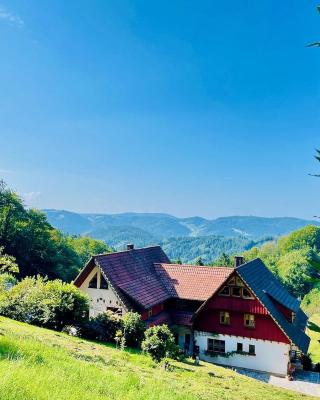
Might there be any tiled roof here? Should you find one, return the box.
[154,263,233,301]
[144,311,171,327]
[236,259,310,354]
[94,246,171,309]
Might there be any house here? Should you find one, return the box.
[73,244,310,376]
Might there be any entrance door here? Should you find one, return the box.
[184,333,191,351]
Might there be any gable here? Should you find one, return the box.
[236,259,310,354]
[193,270,290,344]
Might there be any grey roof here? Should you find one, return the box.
[236,258,310,354]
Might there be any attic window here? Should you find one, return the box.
[242,288,254,299]
[235,277,244,287]
[231,287,241,297]
[100,274,108,290]
[228,277,236,285]
[219,286,230,296]
[88,273,98,289]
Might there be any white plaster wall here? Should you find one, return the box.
[195,331,290,376]
[176,326,191,349]
[79,266,125,318]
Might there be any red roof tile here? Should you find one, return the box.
[154,263,233,301]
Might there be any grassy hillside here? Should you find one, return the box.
[307,314,320,363]
[0,317,315,400]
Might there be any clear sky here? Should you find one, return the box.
[0,1,320,219]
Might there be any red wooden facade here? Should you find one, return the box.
[193,272,290,344]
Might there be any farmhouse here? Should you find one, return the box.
[74,244,310,376]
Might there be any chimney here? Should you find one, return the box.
[234,256,244,268]
[127,244,134,250]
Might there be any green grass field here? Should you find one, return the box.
[307,314,320,364]
[0,317,316,400]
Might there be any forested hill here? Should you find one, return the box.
[44,209,319,241]
[43,210,320,263]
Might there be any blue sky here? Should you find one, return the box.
[0,1,320,219]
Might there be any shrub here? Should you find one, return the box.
[0,276,89,330]
[0,273,17,292]
[121,312,146,348]
[301,353,313,371]
[79,311,122,342]
[141,324,180,362]
[301,287,320,316]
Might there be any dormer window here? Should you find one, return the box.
[88,273,98,288]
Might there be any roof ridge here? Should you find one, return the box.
[156,263,232,270]
[94,245,162,258]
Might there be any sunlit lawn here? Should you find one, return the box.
[0,317,316,400]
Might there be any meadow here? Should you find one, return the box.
[0,317,316,400]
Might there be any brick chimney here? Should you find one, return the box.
[234,256,245,268]
[127,244,134,250]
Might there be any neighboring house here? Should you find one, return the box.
[74,244,310,376]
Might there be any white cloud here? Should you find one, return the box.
[22,191,41,205]
[0,5,24,28]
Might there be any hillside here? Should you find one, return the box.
[44,210,320,262]
[0,317,314,400]
[45,210,320,240]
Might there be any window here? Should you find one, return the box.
[249,344,255,355]
[244,314,255,328]
[219,286,230,296]
[236,277,244,286]
[213,339,225,353]
[231,287,241,297]
[228,277,235,285]
[100,274,108,289]
[237,343,243,352]
[148,308,152,317]
[88,273,98,288]
[219,311,230,325]
[207,339,225,354]
[242,287,253,299]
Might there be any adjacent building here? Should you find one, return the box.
[74,244,310,376]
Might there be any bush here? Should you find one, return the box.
[79,311,122,342]
[0,273,17,292]
[301,287,320,316]
[0,276,89,330]
[301,353,313,371]
[141,324,180,362]
[121,312,146,348]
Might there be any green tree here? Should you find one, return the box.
[141,325,180,362]
[0,276,89,330]
[0,247,19,274]
[195,256,204,266]
[211,252,233,267]
[120,312,146,348]
[0,181,112,281]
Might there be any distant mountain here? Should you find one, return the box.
[44,210,320,239]
[43,209,320,263]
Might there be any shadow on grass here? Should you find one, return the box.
[308,321,320,333]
